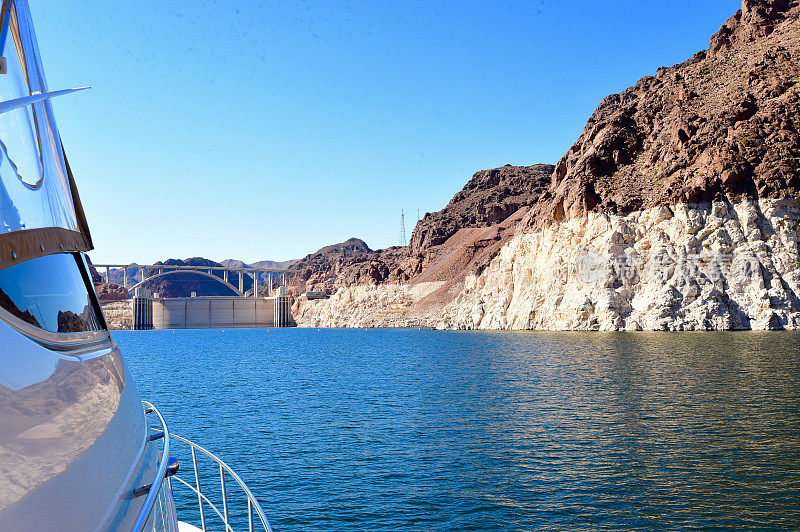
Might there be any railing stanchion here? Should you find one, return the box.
[134,402,171,532]
[192,446,206,532]
[220,464,230,528]
[169,431,272,531]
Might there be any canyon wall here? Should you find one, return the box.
[440,199,800,331]
[435,0,800,331]
[293,282,445,328]
[295,199,800,331]
[99,301,132,331]
[290,0,800,331]
[285,165,554,294]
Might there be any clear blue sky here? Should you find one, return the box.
[32,0,738,264]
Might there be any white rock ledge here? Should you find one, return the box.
[293,282,445,328]
[438,199,800,331]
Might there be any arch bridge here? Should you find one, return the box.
[92,263,287,298]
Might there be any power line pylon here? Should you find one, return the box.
[399,210,407,247]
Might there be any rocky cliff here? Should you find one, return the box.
[408,164,554,274]
[94,283,128,301]
[441,199,800,330]
[86,257,129,303]
[290,165,554,326]
[525,0,800,228]
[287,238,384,292]
[288,164,554,294]
[439,0,800,331]
[295,0,800,331]
[99,301,132,330]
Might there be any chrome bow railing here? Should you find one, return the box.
[137,401,273,532]
[169,432,273,532]
[134,401,173,532]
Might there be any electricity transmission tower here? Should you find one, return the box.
[399,210,407,247]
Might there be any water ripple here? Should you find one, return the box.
[116,329,800,531]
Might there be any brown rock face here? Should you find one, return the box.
[93,282,129,301]
[0,287,40,327]
[525,0,800,229]
[286,164,555,294]
[287,238,381,292]
[411,164,554,252]
[56,310,87,333]
[85,256,102,284]
[404,164,553,279]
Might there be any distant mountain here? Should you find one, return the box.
[89,261,141,286]
[219,259,248,269]
[220,258,297,270]
[251,259,297,270]
[220,258,298,292]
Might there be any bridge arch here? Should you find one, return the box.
[127,269,246,296]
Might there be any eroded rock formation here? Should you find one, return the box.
[294,0,800,331]
[524,0,800,228]
[290,165,555,326]
[94,283,128,301]
[440,199,800,330]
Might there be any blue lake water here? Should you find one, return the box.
[115,328,800,530]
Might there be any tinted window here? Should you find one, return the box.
[0,253,104,333]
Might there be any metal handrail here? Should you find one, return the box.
[133,401,171,532]
[134,402,272,532]
[171,475,233,532]
[169,432,273,532]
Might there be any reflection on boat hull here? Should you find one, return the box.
[0,316,158,530]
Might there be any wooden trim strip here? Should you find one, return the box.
[0,226,90,270]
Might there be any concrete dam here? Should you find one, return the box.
[94,262,295,330]
[132,287,293,330]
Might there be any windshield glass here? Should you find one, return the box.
[0,252,104,332]
[0,0,79,234]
